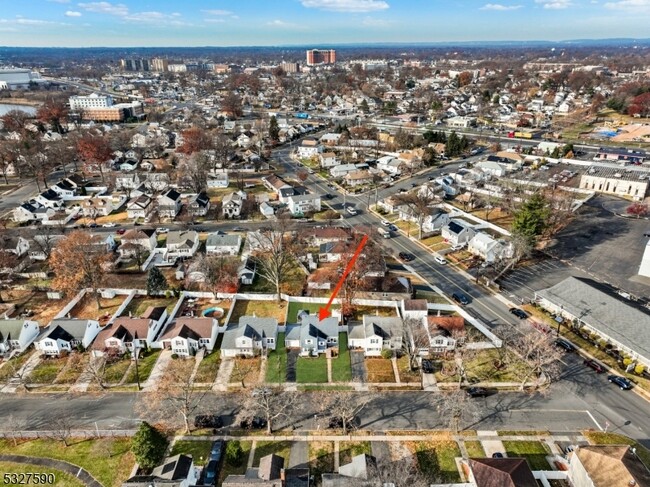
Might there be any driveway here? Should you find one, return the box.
[371,441,390,462]
[350,351,367,382]
[141,349,172,391]
[288,441,308,469]
[286,350,298,382]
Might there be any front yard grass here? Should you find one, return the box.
[54,353,89,384]
[103,357,131,384]
[265,334,287,383]
[124,350,161,384]
[406,437,462,483]
[502,440,551,470]
[27,356,68,384]
[0,438,134,487]
[309,441,335,486]
[583,431,650,468]
[435,348,527,384]
[194,350,221,383]
[0,462,84,487]
[396,355,421,383]
[331,334,352,382]
[229,299,288,325]
[366,358,395,383]
[231,357,261,387]
[296,356,328,383]
[218,440,252,485]
[339,441,372,465]
[252,440,292,465]
[170,440,212,466]
[464,440,486,458]
[0,351,34,382]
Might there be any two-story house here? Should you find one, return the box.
[166,231,200,259]
[441,219,476,248]
[118,228,158,258]
[159,317,219,357]
[285,315,338,356]
[206,233,242,256]
[222,191,246,219]
[286,193,321,216]
[221,316,278,358]
[319,152,339,168]
[425,316,465,353]
[188,192,210,217]
[0,319,40,354]
[91,312,167,356]
[157,189,182,219]
[35,319,102,355]
[297,138,323,159]
[126,195,154,220]
[348,316,403,357]
[34,189,63,209]
[82,197,114,218]
[468,232,511,263]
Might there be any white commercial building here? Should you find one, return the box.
[69,93,114,111]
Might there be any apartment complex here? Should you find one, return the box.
[306,49,336,66]
[281,61,300,73]
[69,93,113,111]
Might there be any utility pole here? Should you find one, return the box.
[134,342,141,391]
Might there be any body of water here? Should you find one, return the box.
[0,103,37,116]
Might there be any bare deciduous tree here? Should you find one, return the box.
[254,219,296,301]
[239,387,300,434]
[435,389,480,433]
[47,414,75,447]
[317,392,375,435]
[394,192,437,240]
[511,330,564,391]
[402,317,429,371]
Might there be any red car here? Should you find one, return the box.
[584,359,605,373]
[116,228,126,235]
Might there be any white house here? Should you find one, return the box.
[401,299,429,321]
[82,197,114,218]
[468,232,510,263]
[188,192,210,217]
[398,207,450,235]
[221,316,278,358]
[319,152,339,168]
[205,233,242,256]
[286,193,321,216]
[116,173,141,190]
[296,138,323,159]
[348,316,403,357]
[330,164,359,178]
[34,190,63,209]
[159,317,219,357]
[207,171,229,188]
[425,316,465,353]
[441,219,476,247]
[222,191,246,219]
[35,319,102,355]
[344,170,374,187]
[157,189,182,219]
[126,195,154,220]
[0,319,40,354]
[376,156,402,176]
[13,203,51,223]
[238,257,256,285]
[0,236,30,257]
[166,230,199,259]
[118,228,157,258]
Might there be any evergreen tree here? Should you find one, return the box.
[225,441,244,466]
[268,116,279,141]
[359,99,370,113]
[146,267,168,296]
[512,193,551,245]
[131,422,167,470]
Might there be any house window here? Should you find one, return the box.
[305,339,313,345]
[370,339,379,344]
[434,339,444,345]
[267,338,275,344]
[175,339,183,346]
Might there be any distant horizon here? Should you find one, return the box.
[1,0,650,48]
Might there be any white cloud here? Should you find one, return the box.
[77,2,129,16]
[604,0,650,9]
[267,19,291,26]
[65,11,82,17]
[480,3,523,9]
[300,0,389,13]
[535,0,572,8]
[123,11,191,25]
[201,9,234,16]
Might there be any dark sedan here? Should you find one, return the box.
[451,293,470,305]
[466,387,489,398]
[509,308,528,319]
[555,338,576,352]
[398,252,415,262]
[608,375,633,390]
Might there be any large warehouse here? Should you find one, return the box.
[0,68,46,89]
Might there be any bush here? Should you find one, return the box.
[131,422,168,470]
[623,358,633,367]
[635,364,645,375]
[226,441,244,466]
[381,349,393,359]
[171,353,179,360]
[597,339,608,349]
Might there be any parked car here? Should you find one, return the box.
[232,227,245,232]
[555,338,576,353]
[492,452,504,458]
[102,222,116,228]
[194,414,223,429]
[380,220,390,226]
[584,359,605,373]
[210,440,224,462]
[451,293,470,305]
[410,183,418,188]
[324,193,334,199]
[88,223,98,228]
[428,175,436,181]
[398,252,414,262]
[157,227,170,234]
[434,255,447,265]
[346,206,358,216]
[388,224,398,232]
[509,308,528,319]
[466,387,489,398]
[116,228,126,235]
[398,188,408,193]
[421,359,434,374]
[203,460,218,486]
[239,416,267,429]
[608,375,633,390]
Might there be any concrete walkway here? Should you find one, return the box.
[1,352,41,393]
[70,356,102,393]
[188,349,205,384]
[213,358,234,392]
[390,357,400,384]
[476,430,506,458]
[141,349,172,391]
[0,454,102,487]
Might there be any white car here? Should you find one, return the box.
[102,223,116,228]
[434,255,447,265]
[380,220,390,226]
[157,227,170,234]
[346,206,358,216]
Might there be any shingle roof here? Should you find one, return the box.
[469,458,537,487]
[574,445,650,487]
[151,454,193,481]
[160,317,215,341]
[0,319,28,342]
[221,317,278,350]
[40,319,93,342]
[300,315,338,341]
[362,316,403,341]
[536,277,650,363]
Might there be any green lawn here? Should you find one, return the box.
[27,357,68,384]
[54,354,89,385]
[124,350,161,384]
[339,441,372,465]
[0,438,134,487]
[413,439,462,483]
[265,333,287,383]
[194,350,221,383]
[583,432,650,468]
[103,358,131,384]
[218,440,252,485]
[0,461,84,487]
[252,441,292,465]
[502,441,551,470]
[170,440,212,466]
[296,355,328,383]
[331,334,352,382]
[0,351,33,382]
[464,440,486,458]
[286,301,340,324]
[309,441,335,486]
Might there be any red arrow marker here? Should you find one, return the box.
[318,234,369,321]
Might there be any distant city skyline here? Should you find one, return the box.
[0,0,649,47]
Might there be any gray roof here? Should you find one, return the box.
[151,454,193,481]
[0,320,28,342]
[536,277,650,361]
[206,233,241,248]
[300,315,338,342]
[285,324,301,341]
[166,231,198,247]
[338,454,376,479]
[39,319,94,342]
[362,316,403,341]
[221,317,278,350]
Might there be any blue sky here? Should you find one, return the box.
[0,0,649,47]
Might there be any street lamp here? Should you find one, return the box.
[556,305,564,337]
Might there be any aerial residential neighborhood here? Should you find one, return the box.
[1,2,650,486]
